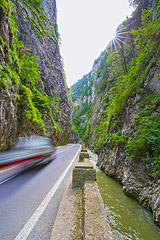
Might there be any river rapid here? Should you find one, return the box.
[87,149,160,240]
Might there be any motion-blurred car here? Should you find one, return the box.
[0,136,56,183]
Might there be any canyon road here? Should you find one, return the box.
[0,144,81,240]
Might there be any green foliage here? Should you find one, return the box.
[73,105,79,114]
[106,18,135,79]
[153,156,160,176]
[71,73,94,102]
[0,65,19,88]
[132,9,160,54]
[124,94,160,176]
[98,77,108,93]
[153,0,160,20]
[71,123,79,135]
[71,1,160,176]
[103,9,159,130]
[100,95,109,108]
[17,0,59,43]
[61,61,71,104]
[19,84,46,132]
[86,105,93,119]
[97,51,109,92]
[72,77,93,137]
[72,116,86,140]
[0,0,8,13]
[126,111,160,175]
[83,120,91,144]
[72,101,93,137]
[126,95,160,159]
[92,8,160,156]
[18,54,61,133]
[33,90,61,133]
[128,0,151,8]
[92,117,109,150]
[0,1,23,89]
[0,1,62,134]
[20,54,40,86]
[109,131,128,147]
[53,23,61,43]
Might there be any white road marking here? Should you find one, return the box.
[14,145,81,240]
[0,173,20,185]
[54,144,74,156]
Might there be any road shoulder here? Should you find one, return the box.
[50,174,80,239]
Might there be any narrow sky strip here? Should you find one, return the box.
[56,0,134,87]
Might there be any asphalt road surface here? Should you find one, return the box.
[0,144,81,240]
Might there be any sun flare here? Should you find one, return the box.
[110,22,133,52]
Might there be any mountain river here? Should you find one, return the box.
[87,149,160,240]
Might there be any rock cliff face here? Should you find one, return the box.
[97,57,160,227]
[70,53,103,141]
[84,55,160,227]
[70,0,160,227]
[0,3,19,151]
[0,0,71,150]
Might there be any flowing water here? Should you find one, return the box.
[87,150,160,240]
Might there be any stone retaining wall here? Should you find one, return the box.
[84,181,114,240]
[72,161,96,188]
[72,149,114,239]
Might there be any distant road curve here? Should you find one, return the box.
[0,144,81,240]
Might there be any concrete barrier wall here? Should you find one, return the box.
[79,152,90,162]
[84,181,115,240]
[72,149,114,239]
[72,161,96,188]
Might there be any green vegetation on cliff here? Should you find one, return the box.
[71,0,160,175]
[0,0,63,135]
[0,1,22,88]
[71,72,94,139]
[19,54,60,133]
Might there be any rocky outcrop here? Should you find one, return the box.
[0,0,71,150]
[71,46,160,226]
[0,4,19,151]
[14,0,71,145]
[70,2,160,227]
[97,56,160,227]
[97,145,160,226]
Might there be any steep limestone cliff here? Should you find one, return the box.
[72,48,160,229]
[0,2,19,151]
[71,53,103,141]
[71,1,160,227]
[0,0,71,150]
[97,56,160,227]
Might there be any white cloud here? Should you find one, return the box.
[56,0,134,87]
